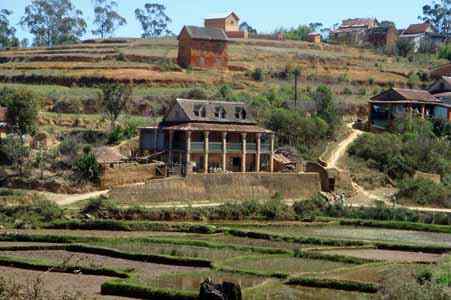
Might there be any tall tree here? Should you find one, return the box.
[239,22,257,34]
[420,0,450,34]
[0,9,19,49]
[0,88,39,136]
[20,0,87,47]
[92,0,127,39]
[100,83,132,129]
[135,3,173,38]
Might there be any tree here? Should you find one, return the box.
[100,83,132,129]
[282,25,313,41]
[74,147,101,183]
[312,85,340,134]
[239,22,257,34]
[380,20,396,28]
[309,22,323,32]
[0,9,19,49]
[20,0,87,47]
[92,0,127,39]
[396,38,415,57]
[0,134,31,176]
[0,88,39,136]
[135,3,173,38]
[420,0,450,34]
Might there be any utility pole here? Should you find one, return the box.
[293,68,300,107]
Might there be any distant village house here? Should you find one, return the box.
[139,99,278,175]
[177,26,228,69]
[368,87,451,130]
[331,18,378,45]
[307,32,321,44]
[366,26,398,49]
[204,12,248,39]
[399,22,447,52]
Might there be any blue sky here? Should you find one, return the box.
[3,0,430,40]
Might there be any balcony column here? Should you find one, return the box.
[368,103,372,131]
[256,133,261,172]
[168,130,174,166]
[241,133,247,173]
[270,133,275,173]
[222,132,227,172]
[203,131,209,174]
[421,104,426,119]
[186,131,191,166]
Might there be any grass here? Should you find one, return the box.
[218,254,356,278]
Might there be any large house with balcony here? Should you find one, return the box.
[139,99,275,175]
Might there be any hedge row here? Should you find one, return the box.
[0,255,129,278]
[65,244,213,268]
[294,249,380,265]
[0,233,90,244]
[47,220,218,234]
[101,280,198,300]
[334,218,451,234]
[286,277,379,293]
[0,245,66,251]
[225,229,367,247]
[375,243,451,254]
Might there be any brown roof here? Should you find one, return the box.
[403,23,434,35]
[160,122,272,134]
[431,64,451,79]
[205,12,239,21]
[0,107,7,123]
[273,153,293,165]
[179,26,228,41]
[165,99,257,125]
[371,88,439,103]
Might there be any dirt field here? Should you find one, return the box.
[320,249,445,263]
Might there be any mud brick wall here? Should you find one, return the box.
[100,163,160,189]
[109,172,321,204]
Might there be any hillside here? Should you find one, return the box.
[0,38,446,107]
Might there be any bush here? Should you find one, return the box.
[438,43,451,61]
[342,87,353,95]
[396,39,414,57]
[73,151,101,184]
[396,178,450,208]
[251,68,264,81]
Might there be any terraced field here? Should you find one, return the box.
[0,220,449,299]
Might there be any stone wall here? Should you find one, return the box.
[100,163,162,189]
[109,172,321,204]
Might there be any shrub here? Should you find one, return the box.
[342,87,352,95]
[396,178,450,208]
[396,39,414,57]
[438,43,451,61]
[73,150,101,184]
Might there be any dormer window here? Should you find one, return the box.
[194,105,207,118]
[215,106,226,119]
[235,107,247,120]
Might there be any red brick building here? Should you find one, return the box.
[204,12,248,39]
[307,32,321,44]
[366,26,398,49]
[177,26,229,69]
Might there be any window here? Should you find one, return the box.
[215,106,226,119]
[235,107,247,120]
[194,105,207,118]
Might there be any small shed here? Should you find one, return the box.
[177,26,229,69]
[307,32,321,44]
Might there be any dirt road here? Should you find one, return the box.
[40,190,109,206]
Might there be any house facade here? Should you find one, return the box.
[177,26,228,69]
[331,18,378,45]
[204,12,248,39]
[366,26,398,49]
[399,23,437,52]
[139,99,276,175]
[368,88,451,130]
[307,32,321,44]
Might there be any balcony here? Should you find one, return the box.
[209,142,223,153]
[191,142,204,152]
[227,143,242,153]
[261,143,271,153]
[247,143,257,153]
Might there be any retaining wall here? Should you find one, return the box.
[100,163,160,189]
[109,172,321,204]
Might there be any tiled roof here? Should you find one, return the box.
[0,107,7,122]
[205,12,239,21]
[431,63,451,78]
[403,23,433,35]
[179,26,228,41]
[166,98,257,125]
[371,88,439,103]
[161,122,272,134]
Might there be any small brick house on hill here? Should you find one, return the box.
[399,22,443,52]
[177,26,228,69]
[331,18,378,45]
[307,32,321,44]
[368,88,451,130]
[204,12,247,39]
[139,99,276,175]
